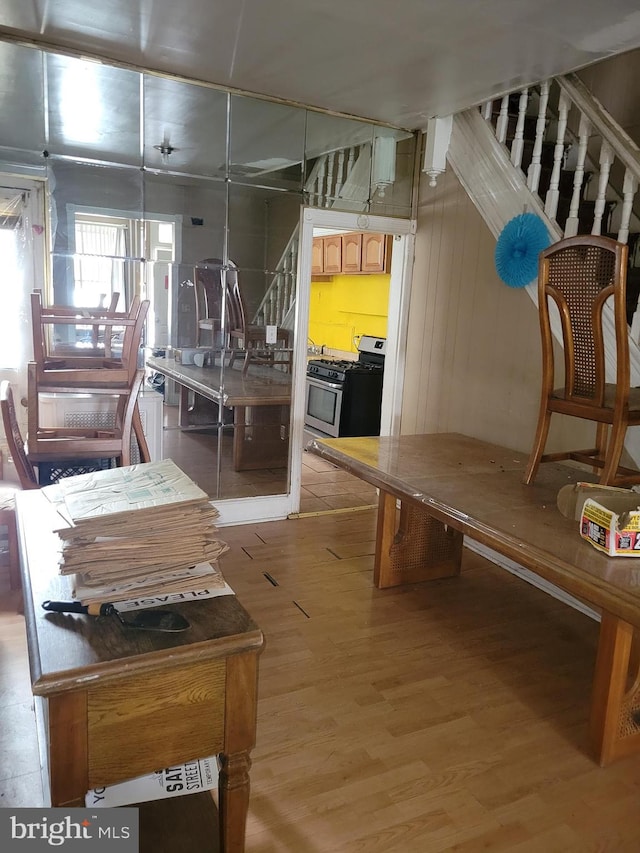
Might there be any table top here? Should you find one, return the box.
[307,432,640,628]
[16,489,264,696]
[147,355,291,406]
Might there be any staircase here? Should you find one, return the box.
[447,72,640,463]
[253,144,371,328]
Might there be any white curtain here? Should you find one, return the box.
[73,221,127,307]
[0,185,41,445]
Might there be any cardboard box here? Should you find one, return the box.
[558,482,640,556]
[580,498,640,556]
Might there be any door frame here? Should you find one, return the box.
[214,206,415,526]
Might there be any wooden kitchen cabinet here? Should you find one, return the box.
[341,232,362,273]
[311,237,325,275]
[361,232,391,272]
[323,234,342,274]
[311,232,391,277]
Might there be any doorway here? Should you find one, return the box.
[168,208,414,526]
[290,208,414,515]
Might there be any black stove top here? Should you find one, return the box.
[307,358,382,380]
[307,335,386,382]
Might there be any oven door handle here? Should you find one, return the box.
[306,377,343,391]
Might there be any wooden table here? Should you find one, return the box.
[17,488,264,853]
[147,356,291,471]
[307,432,640,766]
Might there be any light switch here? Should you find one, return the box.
[266,325,277,344]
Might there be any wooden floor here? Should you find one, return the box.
[2,509,640,849]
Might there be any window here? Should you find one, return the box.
[73,214,128,308]
[0,185,42,372]
[71,210,177,349]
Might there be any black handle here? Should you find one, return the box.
[41,600,115,616]
[42,600,89,614]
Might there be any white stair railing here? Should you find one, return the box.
[253,145,369,328]
[448,76,640,468]
[481,73,640,339]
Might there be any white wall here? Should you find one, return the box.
[403,167,594,455]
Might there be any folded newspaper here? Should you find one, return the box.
[86,755,218,808]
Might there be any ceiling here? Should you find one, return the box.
[2,0,640,129]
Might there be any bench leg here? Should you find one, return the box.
[374,491,463,589]
[589,611,640,765]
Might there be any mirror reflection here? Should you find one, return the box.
[0,38,415,504]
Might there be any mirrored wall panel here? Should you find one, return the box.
[0,38,415,503]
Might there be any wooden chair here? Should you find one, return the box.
[0,381,39,596]
[523,234,640,486]
[30,294,150,462]
[0,382,40,491]
[31,292,146,385]
[27,363,149,468]
[225,265,292,375]
[194,259,291,374]
[194,261,225,348]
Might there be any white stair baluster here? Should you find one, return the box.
[318,158,328,208]
[564,113,591,237]
[347,146,356,181]
[618,169,638,244]
[325,152,336,207]
[334,149,346,199]
[527,81,549,195]
[544,89,569,221]
[482,101,493,121]
[496,95,510,144]
[591,140,614,236]
[510,88,529,169]
[289,242,298,313]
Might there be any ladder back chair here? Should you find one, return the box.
[523,234,640,486]
[29,295,151,466]
[226,265,292,375]
[31,292,146,385]
[27,363,149,469]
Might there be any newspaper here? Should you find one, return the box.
[108,582,235,612]
[42,458,210,529]
[86,756,218,808]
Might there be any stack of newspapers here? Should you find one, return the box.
[43,458,229,605]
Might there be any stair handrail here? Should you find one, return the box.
[557,74,640,185]
[252,144,368,327]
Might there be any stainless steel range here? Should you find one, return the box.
[305,335,386,437]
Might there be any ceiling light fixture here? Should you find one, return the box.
[153,141,176,164]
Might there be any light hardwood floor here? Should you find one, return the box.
[2,509,640,850]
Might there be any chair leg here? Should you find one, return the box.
[133,404,151,463]
[523,407,552,485]
[600,418,628,485]
[1,509,20,593]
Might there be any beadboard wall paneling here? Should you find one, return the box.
[404,167,594,455]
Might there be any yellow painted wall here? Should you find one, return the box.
[308,273,390,353]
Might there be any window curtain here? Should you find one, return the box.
[0,186,38,445]
[73,221,127,307]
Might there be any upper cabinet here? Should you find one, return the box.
[342,232,363,273]
[311,237,325,275]
[323,235,343,274]
[361,233,392,273]
[312,232,391,277]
